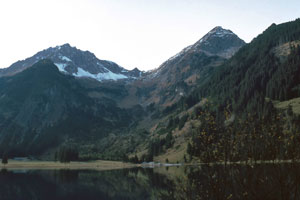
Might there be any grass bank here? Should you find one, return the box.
[0,160,137,171]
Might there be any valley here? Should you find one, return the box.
[1,1,300,199]
[0,19,300,168]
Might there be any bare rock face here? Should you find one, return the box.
[0,43,144,81]
[136,26,245,107]
[157,26,245,72]
[192,26,246,58]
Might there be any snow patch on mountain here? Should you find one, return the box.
[59,56,72,62]
[96,70,128,81]
[73,67,127,81]
[1,43,144,80]
[54,63,68,73]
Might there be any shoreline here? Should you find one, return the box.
[0,160,138,171]
[1,159,297,171]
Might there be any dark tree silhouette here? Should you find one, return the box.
[2,155,8,165]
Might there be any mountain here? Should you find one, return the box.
[190,26,245,58]
[0,26,246,158]
[194,20,300,112]
[0,60,145,156]
[161,26,245,65]
[0,43,144,81]
[0,25,248,159]
[144,19,300,164]
[152,26,245,78]
[133,26,245,108]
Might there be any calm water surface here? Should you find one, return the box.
[1,164,300,200]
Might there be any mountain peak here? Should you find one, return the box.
[210,26,224,32]
[191,26,245,58]
[55,43,71,49]
[0,44,145,81]
[160,26,245,67]
[198,26,236,45]
[61,43,71,47]
[207,26,234,37]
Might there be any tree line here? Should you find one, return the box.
[187,104,300,163]
[54,146,79,163]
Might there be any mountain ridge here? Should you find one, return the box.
[156,26,245,72]
[0,25,250,159]
[135,26,245,108]
[0,43,144,81]
[0,59,142,156]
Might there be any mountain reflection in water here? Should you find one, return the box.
[0,163,299,200]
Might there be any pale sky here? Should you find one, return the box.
[0,0,299,71]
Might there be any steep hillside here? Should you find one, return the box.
[0,60,142,156]
[127,26,245,109]
[142,19,300,164]
[194,19,300,113]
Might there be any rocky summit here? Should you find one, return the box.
[0,43,144,81]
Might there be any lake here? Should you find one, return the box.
[0,163,299,200]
